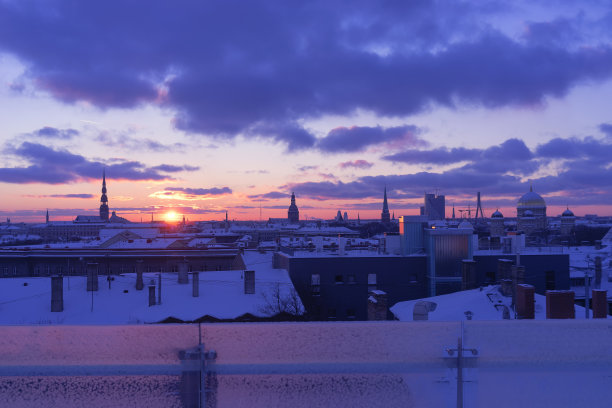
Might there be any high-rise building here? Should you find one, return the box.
[424,193,445,220]
[381,187,390,223]
[288,192,300,223]
[99,169,109,222]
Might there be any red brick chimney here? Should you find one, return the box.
[592,289,608,319]
[546,290,575,319]
[515,284,535,319]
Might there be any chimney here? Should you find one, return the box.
[135,260,144,291]
[244,270,255,294]
[594,257,602,289]
[511,265,525,285]
[413,300,437,321]
[51,275,63,312]
[367,290,388,320]
[515,284,535,319]
[148,284,156,307]
[496,259,513,282]
[178,261,189,284]
[86,263,99,292]
[592,289,608,318]
[500,279,513,297]
[546,290,575,319]
[461,259,477,290]
[192,271,199,297]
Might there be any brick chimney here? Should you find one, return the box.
[594,257,602,289]
[367,290,388,320]
[135,259,144,291]
[192,271,199,297]
[515,284,535,319]
[592,289,608,318]
[178,261,189,284]
[497,259,513,282]
[244,270,255,294]
[546,290,575,319]
[51,275,63,312]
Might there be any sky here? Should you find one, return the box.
[1,0,612,222]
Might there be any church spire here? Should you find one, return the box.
[99,168,109,221]
[381,186,390,223]
[46,209,49,224]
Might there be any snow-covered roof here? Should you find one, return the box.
[390,285,592,321]
[0,250,300,324]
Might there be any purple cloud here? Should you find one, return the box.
[247,191,289,200]
[44,194,95,199]
[339,159,374,169]
[0,142,187,184]
[1,2,612,151]
[151,164,199,172]
[318,125,424,153]
[385,138,534,174]
[165,187,232,196]
[32,126,79,139]
[384,147,480,165]
[599,123,612,138]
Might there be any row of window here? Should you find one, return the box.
[311,273,378,295]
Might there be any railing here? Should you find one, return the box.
[0,321,611,407]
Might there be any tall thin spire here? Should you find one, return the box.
[99,168,109,221]
[46,209,49,224]
[381,186,390,223]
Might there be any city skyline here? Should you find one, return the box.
[2,1,612,222]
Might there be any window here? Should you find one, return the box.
[346,308,356,319]
[347,274,356,284]
[311,274,321,296]
[335,275,344,284]
[328,308,337,319]
[368,273,377,291]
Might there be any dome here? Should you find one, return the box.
[491,209,503,219]
[523,210,534,217]
[458,220,474,230]
[562,208,574,217]
[517,187,546,208]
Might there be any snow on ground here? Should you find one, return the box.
[0,250,301,325]
[390,285,591,321]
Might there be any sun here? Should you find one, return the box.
[164,211,180,222]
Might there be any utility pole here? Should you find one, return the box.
[585,256,591,319]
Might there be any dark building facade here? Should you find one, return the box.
[0,248,245,277]
[274,252,427,320]
[422,193,445,220]
[473,253,570,295]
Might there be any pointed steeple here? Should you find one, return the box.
[381,186,390,223]
[288,192,299,223]
[99,168,109,221]
[452,203,456,219]
[46,209,49,224]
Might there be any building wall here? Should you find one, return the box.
[278,254,428,320]
[0,251,245,277]
[473,254,570,294]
